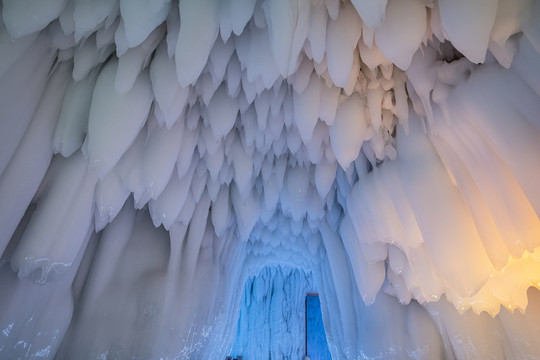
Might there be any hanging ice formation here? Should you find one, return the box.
[1,0,540,359]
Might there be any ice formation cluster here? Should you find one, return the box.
[1,0,540,359]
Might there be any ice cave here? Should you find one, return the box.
[1,0,540,359]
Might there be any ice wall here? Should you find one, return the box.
[1,0,540,359]
[231,266,315,359]
[306,295,332,360]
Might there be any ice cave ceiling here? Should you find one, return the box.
[1,0,540,359]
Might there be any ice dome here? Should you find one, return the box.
[1,0,540,359]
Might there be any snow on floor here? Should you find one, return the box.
[1,0,540,359]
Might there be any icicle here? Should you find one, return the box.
[325,1,362,87]
[438,0,499,64]
[86,59,153,179]
[175,0,219,86]
[142,116,184,200]
[329,93,368,169]
[0,62,71,255]
[373,0,426,71]
[2,0,66,38]
[54,70,99,157]
[293,72,321,144]
[119,0,170,48]
[206,84,239,140]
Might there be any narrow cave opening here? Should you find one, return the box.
[305,294,332,360]
[229,265,322,360]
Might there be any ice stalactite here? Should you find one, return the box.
[1,0,540,359]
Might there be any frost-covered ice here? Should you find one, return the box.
[231,266,316,359]
[1,1,540,359]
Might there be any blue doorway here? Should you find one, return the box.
[306,294,331,359]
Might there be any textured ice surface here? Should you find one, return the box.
[1,1,540,359]
[231,266,315,360]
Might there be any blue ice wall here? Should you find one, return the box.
[230,266,315,359]
[306,295,331,360]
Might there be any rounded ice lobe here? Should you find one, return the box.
[175,0,219,86]
[329,93,368,170]
[206,84,239,140]
[2,0,66,38]
[120,0,171,48]
[86,59,153,179]
[374,0,426,71]
[438,0,499,64]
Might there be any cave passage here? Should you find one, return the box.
[306,294,332,360]
[1,0,540,359]
[231,266,317,359]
